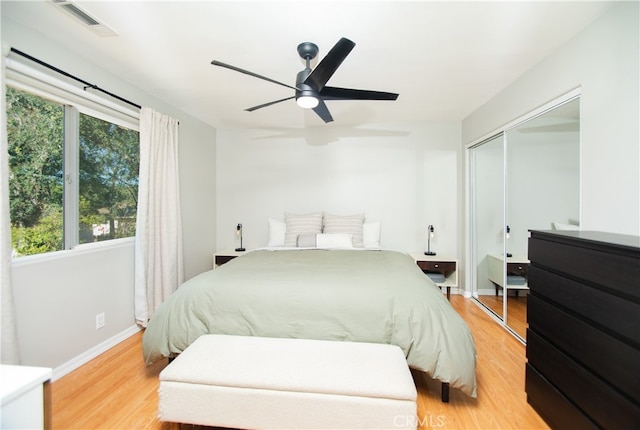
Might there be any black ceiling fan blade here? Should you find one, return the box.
[211,60,300,91]
[304,38,355,91]
[320,86,399,101]
[312,99,333,123]
[245,96,295,112]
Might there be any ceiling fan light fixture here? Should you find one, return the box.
[211,37,398,122]
[296,94,319,109]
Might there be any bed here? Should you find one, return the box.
[142,248,477,398]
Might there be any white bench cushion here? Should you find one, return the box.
[158,334,417,429]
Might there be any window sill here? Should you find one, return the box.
[11,237,135,267]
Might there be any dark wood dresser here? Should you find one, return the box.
[526,230,640,429]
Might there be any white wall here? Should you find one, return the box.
[2,14,217,374]
[216,122,461,256]
[463,2,640,237]
[179,120,217,278]
[11,242,135,370]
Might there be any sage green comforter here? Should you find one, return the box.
[142,249,477,397]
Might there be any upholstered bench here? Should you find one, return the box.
[158,334,418,429]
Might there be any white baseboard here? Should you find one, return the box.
[439,287,471,297]
[477,288,501,296]
[52,324,141,381]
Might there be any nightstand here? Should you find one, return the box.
[487,253,529,296]
[409,253,458,300]
[213,249,248,268]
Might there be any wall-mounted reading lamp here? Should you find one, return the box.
[425,225,436,256]
[235,223,246,252]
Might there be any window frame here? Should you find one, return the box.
[5,56,140,260]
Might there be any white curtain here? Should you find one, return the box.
[134,107,184,327]
[1,48,21,364]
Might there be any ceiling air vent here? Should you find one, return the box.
[50,0,118,37]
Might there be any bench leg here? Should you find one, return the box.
[441,382,450,403]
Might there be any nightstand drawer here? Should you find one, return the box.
[507,262,528,276]
[416,260,455,274]
[213,250,249,268]
[215,255,237,266]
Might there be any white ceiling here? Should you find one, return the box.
[2,1,615,129]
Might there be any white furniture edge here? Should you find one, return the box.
[0,365,51,406]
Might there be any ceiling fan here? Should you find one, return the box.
[211,37,399,123]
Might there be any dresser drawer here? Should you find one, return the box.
[528,266,640,345]
[525,363,598,430]
[527,329,640,429]
[529,236,640,300]
[528,295,640,402]
[416,261,455,274]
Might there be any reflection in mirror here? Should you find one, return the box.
[471,133,505,320]
[504,98,580,340]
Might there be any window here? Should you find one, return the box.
[6,87,64,255]
[78,112,139,244]
[6,85,139,257]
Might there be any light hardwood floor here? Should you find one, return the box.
[52,296,548,429]
[478,294,528,340]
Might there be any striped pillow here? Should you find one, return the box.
[323,213,365,248]
[284,212,323,247]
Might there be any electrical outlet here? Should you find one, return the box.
[96,313,105,329]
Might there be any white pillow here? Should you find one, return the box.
[316,233,354,249]
[267,218,286,247]
[323,213,365,248]
[284,212,323,247]
[363,221,381,249]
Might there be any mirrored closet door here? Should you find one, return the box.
[471,133,506,321]
[469,96,581,342]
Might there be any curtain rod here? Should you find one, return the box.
[10,47,142,110]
